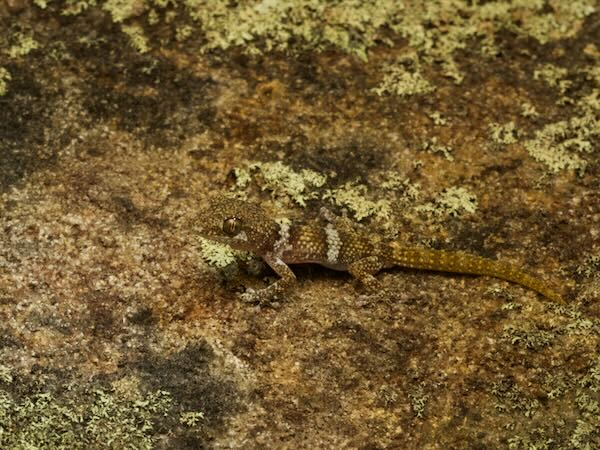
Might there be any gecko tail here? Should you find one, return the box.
[388,245,564,303]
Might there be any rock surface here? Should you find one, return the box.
[0,1,599,448]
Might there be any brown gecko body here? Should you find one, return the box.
[198,198,563,303]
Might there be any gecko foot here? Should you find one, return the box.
[239,288,259,303]
[239,287,281,307]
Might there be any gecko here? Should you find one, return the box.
[198,197,564,304]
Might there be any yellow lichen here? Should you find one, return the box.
[33,0,49,8]
[534,63,571,95]
[490,121,518,145]
[176,25,194,42]
[0,67,11,96]
[422,137,454,161]
[520,102,539,118]
[7,33,39,58]
[103,0,144,23]
[122,24,150,53]
[61,0,96,15]
[427,111,448,126]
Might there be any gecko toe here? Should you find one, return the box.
[239,288,259,303]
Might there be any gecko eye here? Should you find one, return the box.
[222,217,242,236]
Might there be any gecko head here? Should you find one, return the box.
[197,197,279,253]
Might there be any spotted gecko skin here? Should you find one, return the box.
[198,198,563,304]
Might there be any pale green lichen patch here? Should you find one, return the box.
[246,161,327,206]
[122,24,150,53]
[323,181,392,222]
[60,0,96,15]
[416,186,478,218]
[33,0,595,96]
[507,432,558,450]
[7,33,39,58]
[570,356,600,449]
[579,356,600,392]
[372,58,435,97]
[489,121,518,145]
[20,0,594,98]
[542,372,570,401]
[520,102,539,118]
[584,65,600,87]
[583,43,600,58]
[103,0,144,23]
[518,13,560,46]
[422,137,454,161]
[0,67,10,96]
[389,0,595,83]
[180,410,205,427]
[176,25,194,42]
[575,253,600,279]
[378,171,420,200]
[578,277,600,304]
[232,167,252,190]
[199,237,241,269]
[231,162,396,224]
[502,324,555,350]
[183,0,399,60]
[408,383,429,419]
[0,365,12,384]
[427,111,448,126]
[523,115,599,174]
[518,0,596,44]
[0,385,172,449]
[533,63,571,96]
[581,89,600,112]
[543,302,600,339]
[33,0,50,8]
[169,0,596,84]
[491,380,541,418]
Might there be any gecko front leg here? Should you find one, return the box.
[348,256,385,293]
[241,252,297,304]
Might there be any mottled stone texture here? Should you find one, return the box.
[0,1,599,448]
